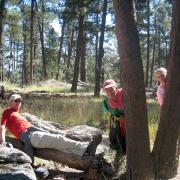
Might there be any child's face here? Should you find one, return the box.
[104,87,117,99]
[156,72,166,83]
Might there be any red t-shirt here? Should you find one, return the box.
[1,108,31,138]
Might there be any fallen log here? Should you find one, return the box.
[6,113,114,178]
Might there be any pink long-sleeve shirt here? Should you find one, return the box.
[157,85,165,107]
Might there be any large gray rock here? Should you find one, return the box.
[0,163,36,180]
[0,145,36,180]
[22,113,66,134]
[22,113,102,142]
[65,125,102,142]
[0,145,31,163]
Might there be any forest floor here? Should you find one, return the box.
[1,80,94,95]
[34,152,126,180]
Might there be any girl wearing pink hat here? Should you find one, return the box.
[102,79,126,154]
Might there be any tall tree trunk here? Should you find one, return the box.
[113,0,154,179]
[30,0,35,84]
[66,26,74,81]
[21,2,28,85]
[22,3,28,85]
[16,42,19,64]
[1,58,3,82]
[71,14,84,92]
[9,34,13,82]
[13,41,16,71]
[22,33,27,85]
[152,1,180,178]
[94,0,107,96]
[80,34,86,82]
[164,35,169,67]
[56,19,65,80]
[0,0,5,48]
[150,15,157,88]
[35,0,47,80]
[145,0,150,87]
[157,25,161,68]
[0,0,6,82]
[95,4,99,88]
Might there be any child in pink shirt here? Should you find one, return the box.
[155,67,167,107]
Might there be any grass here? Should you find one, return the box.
[147,98,160,143]
[0,96,160,140]
[0,81,94,94]
[0,81,70,93]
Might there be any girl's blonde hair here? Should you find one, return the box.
[155,67,167,78]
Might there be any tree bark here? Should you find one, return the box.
[56,19,66,80]
[71,14,84,92]
[66,26,74,81]
[113,0,154,179]
[0,0,5,49]
[94,3,99,89]
[152,1,180,178]
[94,0,107,96]
[35,0,47,80]
[30,0,35,84]
[22,18,28,85]
[0,0,5,82]
[145,0,150,87]
[150,15,157,88]
[157,25,161,68]
[80,34,86,82]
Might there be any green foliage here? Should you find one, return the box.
[0,0,172,88]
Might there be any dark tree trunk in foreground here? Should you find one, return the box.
[94,0,107,96]
[71,14,84,92]
[152,1,180,178]
[113,0,154,179]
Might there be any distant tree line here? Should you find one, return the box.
[0,0,172,95]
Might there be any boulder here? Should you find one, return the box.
[0,145,36,180]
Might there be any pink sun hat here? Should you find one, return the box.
[102,79,117,90]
